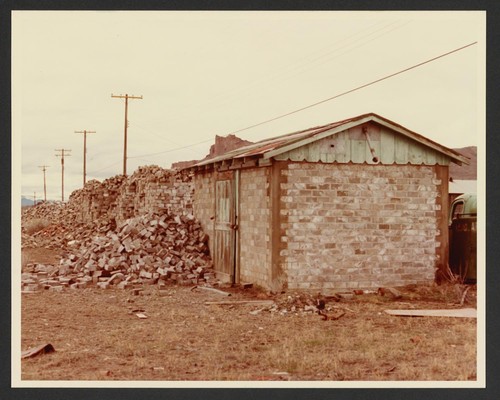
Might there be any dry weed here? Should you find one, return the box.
[21,286,477,382]
[23,218,50,235]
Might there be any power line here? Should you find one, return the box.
[128,41,477,160]
[162,20,408,125]
[228,41,478,136]
[128,138,213,159]
[87,160,122,176]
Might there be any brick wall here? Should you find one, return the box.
[238,168,272,288]
[280,162,442,291]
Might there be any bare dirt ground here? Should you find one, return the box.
[20,248,477,382]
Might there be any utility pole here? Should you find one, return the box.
[111,93,143,176]
[55,149,71,202]
[33,192,36,206]
[38,165,50,202]
[75,130,96,186]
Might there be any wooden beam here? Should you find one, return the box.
[270,161,286,291]
[229,158,243,170]
[435,164,450,279]
[204,300,275,306]
[242,157,258,168]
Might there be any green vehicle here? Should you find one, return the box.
[448,193,477,283]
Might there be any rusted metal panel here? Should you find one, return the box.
[188,113,468,170]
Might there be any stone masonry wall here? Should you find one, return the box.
[238,168,271,288]
[280,162,441,291]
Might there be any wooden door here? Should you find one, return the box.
[214,173,236,282]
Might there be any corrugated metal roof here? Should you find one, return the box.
[192,113,469,168]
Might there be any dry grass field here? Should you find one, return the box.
[20,247,477,383]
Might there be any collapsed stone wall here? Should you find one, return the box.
[22,165,214,291]
[69,166,194,225]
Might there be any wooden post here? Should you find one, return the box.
[55,149,71,202]
[111,94,143,176]
[270,160,285,291]
[435,164,450,278]
[75,130,96,186]
[38,165,49,201]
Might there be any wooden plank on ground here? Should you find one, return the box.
[204,300,275,306]
[21,343,55,359]
[384,308,477,318]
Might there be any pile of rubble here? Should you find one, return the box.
[21,201,71,228]
[21,165,214,292]
[22,211,215,292]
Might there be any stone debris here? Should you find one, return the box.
[21,211,215,292]
[21,165,217,293]
[21,165,215,292]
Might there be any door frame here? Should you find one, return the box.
[213,170,240,284]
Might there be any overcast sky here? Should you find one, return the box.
[12,10,485,202]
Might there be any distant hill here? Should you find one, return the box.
[21,196,34,207]
[450,146,477,180]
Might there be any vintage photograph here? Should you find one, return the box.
[12,10,485,388]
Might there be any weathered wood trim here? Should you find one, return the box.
[270,160,286,291]
[372,116,469,165]
[229,158,243,170]
[435,165,450,277]
[263,116,374,160]
[242,157,258,168]
[234,169,241,284]
[262,115,468,166]
[258,158,272,167]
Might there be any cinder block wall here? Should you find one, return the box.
[280,162,442,290]
[238,168,272,288]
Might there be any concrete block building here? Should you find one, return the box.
[187,113,468,291]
